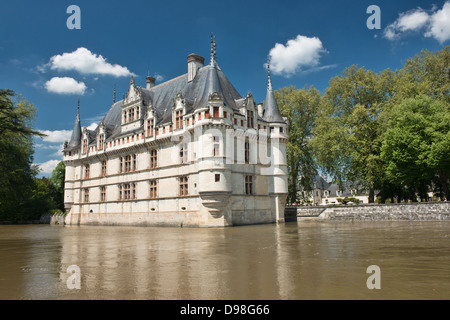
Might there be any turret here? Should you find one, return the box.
[67,97,82,148]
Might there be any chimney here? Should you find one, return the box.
[257,103,264,118]
[187,53,205,82]
[146,76,156,89]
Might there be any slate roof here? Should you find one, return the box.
[67,53,286,145]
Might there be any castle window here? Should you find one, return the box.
[215,174,220,182]
[100,186,106,202]
[241,120,244,126]
[123,111,127,124]
[98,134,104,150]
[84,188,89,203]
[129,109,134,122]
[248,111,254,129]
[120,157,123,173]
[244,141,250,163]
[125,155,131,172]
[179,176,189,196]
[147,119,154,137]
[123,183,131,200]
[149,180,157,199]
[234,118,237,125]
[180,143,188,164]
[176,110,183,129]
[205,110,210,118]
[82,139,88,154]
[101,160,107,177]
[223,111,227,119]
[213,106,219,118]
[245,176,253,195]
[150,149,158,168]
[136,106,139,119]
[213,136,220,157]
[84,164,90,179]
[119,185,122,200]
[132,183,136,200]
[270,127,274,133]
[133,154,137,171]
[280,127,283,133]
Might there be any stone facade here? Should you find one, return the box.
[63,42,288,227]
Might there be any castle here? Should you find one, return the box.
[62,37,288,227]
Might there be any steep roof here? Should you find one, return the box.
[262,68,284,123]
[67,108,81,149]
[99,60,242,132]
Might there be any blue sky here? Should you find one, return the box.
[1,0,449,176]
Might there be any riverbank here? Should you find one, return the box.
[292,201,450,221]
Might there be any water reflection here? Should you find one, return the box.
[0,221,449,299]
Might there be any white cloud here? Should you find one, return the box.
[36,160,60,174]
[38,129,72,143]
[384,1,450,43]
[425,1,450,43]
[45,47,135,77]
[86,122,98,131]
[268,35,327,76]
[45,77,87,95]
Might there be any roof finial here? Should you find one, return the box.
[210,32,214,65]
[113,85,116,103]
[213,34,216,61]
[267,55,272,90]
[77,96,80,113]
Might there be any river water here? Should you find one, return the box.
[0,221,449,300]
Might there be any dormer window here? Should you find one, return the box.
[98,134,104,150]
[82,139,88,154]
[175,110,183,129]
[147,119,154,137]
[248,110,254,129]
[213,106,219,118]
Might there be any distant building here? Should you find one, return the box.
[298,175,372,205]
[62,36,288,227]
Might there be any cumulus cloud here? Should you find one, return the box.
[384,1,450,43]
[36,159,61,174]
[38,129,72,143]
[268,35,327,76]
[45,77,87,95]
[425,1,450,43]
[44,47,135,77]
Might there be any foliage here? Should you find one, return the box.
[381,95,450,200]
[310,66,396,202]
[275,85,321,204]
[0,89,64,222]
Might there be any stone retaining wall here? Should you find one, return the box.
[296,202,450,221]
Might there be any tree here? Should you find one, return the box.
[275,85,321,204]
[0,89,45,222]
[50,161,65,211]
[311,66,396,202]
[381,95,450,201]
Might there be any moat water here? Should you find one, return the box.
[0,221,449,300]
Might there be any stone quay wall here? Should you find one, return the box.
[295,202,450,221]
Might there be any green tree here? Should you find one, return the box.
[381,95,450,201]
[311,66,396,202]
[275,85,321,204]
[0,89,45,222]
[50,161,65,211]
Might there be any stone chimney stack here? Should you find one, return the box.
[257,103,264,118]
[187,53,205,82]
[146,76,156,89]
